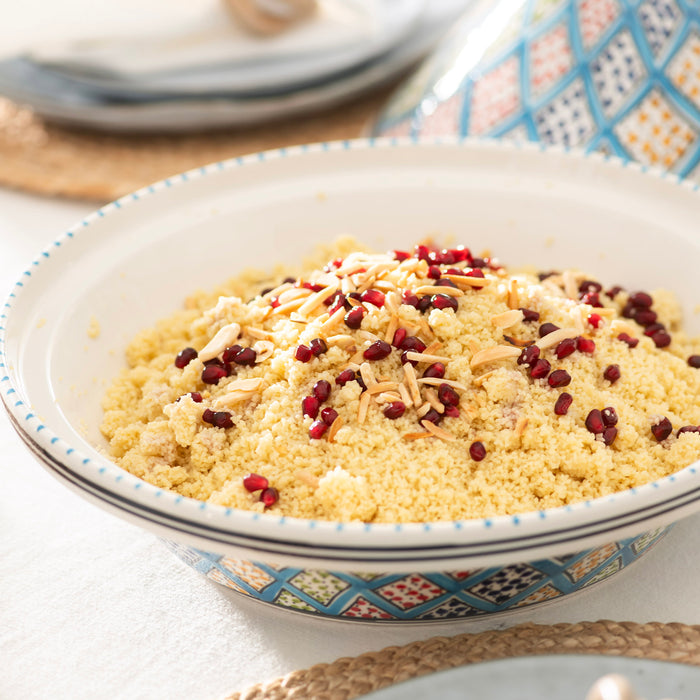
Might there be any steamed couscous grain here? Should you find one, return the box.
[100,238,700,522]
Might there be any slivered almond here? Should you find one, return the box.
[339,361,361,372]
[278,287,312,304]
[346,296,362,307]
[374,280,396,292]
[295,469,319,488]
[468,340,481,355]
[420,420,457,441]
[405,351,451,364]
[424,340,443,355]
[357,392,371,425]
[252,340,274,362]
[384,291,400,315]
[403,363,422,405]
[416,318,435,340]
[358,330,380,342]
[289,314,308,324]
[319,307,345,333]
[424,388,444,413]
[417,377,470,391]
[384,314,399,344]
[375,391,402,404]
[415,285,464,297]
[261,282,293,300]
[214,391,256,408]
[326,334,355,348]
[503,335,534,348]
[359,362,377,388]
[398,382,412,408]
[535,327,580,350]
[199,322,241,362]
[225,378,263,392]
[515,415,529,438]
[596,307,616,317]
[341,276,356,294]
[472,370,496,387]
[245,327,275,341]
[469,345,521,368]
[327,415,344,443]
[348,347,366,365]
[563,270,578,300]
[491,309,524,329]
[297,281,339,316]
[402,431,433,441]
[443,274,492,289]
[507,279,519,309]
[610,320,638,334]
[416,402,432,418]
[366,381,399,395]
[272,297,308,315]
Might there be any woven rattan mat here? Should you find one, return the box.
[0,84,393,202]
[227,620,700,700]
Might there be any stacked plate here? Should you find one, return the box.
[0,0,471,132]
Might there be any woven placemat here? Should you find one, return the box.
[0,83,393,202]
[227,621,700,700]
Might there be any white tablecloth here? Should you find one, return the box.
[2,187,700,700]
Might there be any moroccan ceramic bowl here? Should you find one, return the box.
[3,140,700,621]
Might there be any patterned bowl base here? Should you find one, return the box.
[163,525,670,621]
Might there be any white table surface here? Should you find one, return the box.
[1,186,700,700]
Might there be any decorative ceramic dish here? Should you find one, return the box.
[3,139,700,621]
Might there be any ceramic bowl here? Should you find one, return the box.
[3,139,700,621]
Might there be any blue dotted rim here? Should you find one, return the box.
[1,137,699,565]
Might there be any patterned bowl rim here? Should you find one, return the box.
[2,137,700,568]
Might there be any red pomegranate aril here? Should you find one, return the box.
[435,249,456,265]
[336,369,355,386]
[633,308,657,326]
[445,405,460,418]
[201,364,227,384]
[471,257,486,268]
[530,358,551,379]
[260,487,279,508]
[355,372,367,391]
[361,289,386,307]
[555,338,577,359]
[234,347,257,366]
[383,401,406,419]
[400,350,418,366]
[344,307,365,329]
[203,409,234,429]
[585,409,605,434]
[617,333,639,348]
[688,355,700,368]
[313,380,331,402]
[321,407,339,426]
[538,322,560,337]
[400,336,427,353]
[295,345,312,362]
[222,344,243,363]
[270,297,281,309]
[309,420,328,439]
[518,345,540,366]
[538,271,558,281]
[601,407,618,427]
[310,338,328,357]
[629,291,653,308]
[622,302,636,319]
[651,417,673,441]
[243,473,269,492]
[423,362,446,379]
[392,328,408,348]
[189,392,203,403]
[588,314,603,329]
[427,265,442,279]
[422,408,443,425]
[644,323,665,337]
[602,426,618,446]
[548,369,571,388]
[606,285,624,299]
[576,336,596,354]
[415,244,432,261]
[431,294,459,311]
[364,340,392,361]
[465,268,485,278]
[175,347,198,368]
[302,396,320,419]
[678,425,700,436]
[436,278,459,289]
[438,383,460,407]
[328,292,346,314]
[469,441,486,461]
[393,249,411,262]
[579,280,602,294]
[402,290,420,308]
[347,292,363,303]
[520,308,540,323]
[554,392,573,415]
[580,291,602,307]
[651,330,671,348]
[417,296,432,313]
[603,364,621,383]
[202,408,215,423]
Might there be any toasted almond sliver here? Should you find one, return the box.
[416,318,436,340]
[225,377,264,392]
[296,281,340,317]
[405,351,451,364]
[376,391,402,404]
[416,402,432,418]
[468,340,481,356]
[245,327,275,341]
[563,270,578,300]
[214,391,256,408]
[515,415,529,438]
[420,420,457,442]
[261,282,293,300]
[469,345,521,369]
[366,381,399,395]
[442,274,492,289]
[358,330,380,342]
[295,469,320,489]
[326,334,355,348]
[252,340,274,362]
[277,287,312,305]
[402,431,433,441]
[319,306,346,333]
[272,297,308,315]
[491,309,525,329]
[398,382,412,408]
[357,392,371,425]
[341,276,356,294]
[424,388,445,413]
[595,307,616,317]
[472,369,497,387]
[384,291,400,315]
[349,347,366,365]
[339,361,361,372]
[507,278,519,309]
[423,340,443,355]
[415,285,464,297]
[610,319,638,335]
[403,362,422,405]
[327,415,344,443]
[417,378,469,391]
[198,322,241,362]
[359,362,378,388]
[384,314,399,344]
[502,335,533,348]
[535,327,580,350]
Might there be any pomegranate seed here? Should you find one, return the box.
[222,344,243,363]
[651,417,673,441]
[392,328,408,348]
[436,278,459,289]
[313,380,331,402]
[435,249,456,265]
[603,364,621,383]
[415,244,432,261]
[203,409,234,429]
[601,407,618,426]
[579,280,602,294]
[400,350,417,366]
[202,408,215,423]
[555,338,577,359]
[554,392,573,415]
[445,405,460,418]
[644,323,665,337]
[520,308,540,323]
[431,294,458,311]
[606,285,624,299]
[678,425,700,436]
[588,314,603,329]
[423,362,446,379]
[383,401,406,419]
[417,296,432,312]
[629,291,653,308]
[688,355,700,368]
[576,336,596,353]
[453,246,472,263]
[328,292,346,314]
[539,322,560,337]
[651,330,671,348]
[364,340,392,361]
[622,303,635,319]
[617,333,639,348]
[422,408,443,425]
[260,487,279,508]
[295,345,312,362]
[175,347,198,368]
[400,336,427,353]
[633,308,657,326]
[188,392,203,403]
[602,427,618,446]
[538,271,558,281]
[471,257,486,268]
[243,473,268,492]
[344,307,365,329]
[321,407,338,425]
[309,420,328,439]
[201,364,227,384]
[402,290,420,308]
[548,369,571,388]
[361,289,386,307]
[283,276,296,284]
[347,292,363,304]
[438,383,459,407]
[393,249,411,261]
[234,347,257,365]
[446,267,465,276]
[427,265,441,279]
[354,372,367,390]
[302,396,320,419]
[336,369,355,386]
[530,358,551,379]
[580,291,602,307]
[469,441,486,461]
[310,338,328,356]
[586,409,605,434]
[270,297,281,309]
[465,268,485,278]
[518,345,540,366]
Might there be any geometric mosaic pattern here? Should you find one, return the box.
[164,525,671,622]
[374,0,700,179]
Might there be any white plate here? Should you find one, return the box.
[359,655,700,699]
[2,139,700,570]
